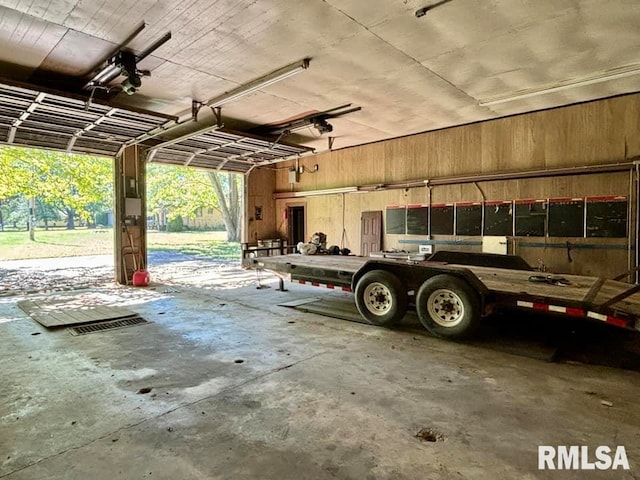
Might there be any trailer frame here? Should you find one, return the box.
[242,248,640,339]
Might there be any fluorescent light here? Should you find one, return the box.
[273,186,357,199]
[207,58,310,108]
[479,63,640,106]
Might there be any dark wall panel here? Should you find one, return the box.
[548,198,584,237]
[455,203,482,236]
[586,196,627,238]
[514,200,547,236]
[484,201,513,236]
[386,206,406,234]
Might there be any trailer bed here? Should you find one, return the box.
[245,253,640,331]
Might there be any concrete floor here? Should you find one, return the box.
[1,273,639,480]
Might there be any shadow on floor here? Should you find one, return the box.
[283,297,640,371]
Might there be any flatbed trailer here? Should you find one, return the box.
[242,251,640,339]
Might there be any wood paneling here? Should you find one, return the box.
[245,167,277,243]
[254,94,640,276]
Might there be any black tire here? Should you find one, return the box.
[416,275,481,339]
[354,270,407,327]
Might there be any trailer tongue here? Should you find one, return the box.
[243,250,640,340]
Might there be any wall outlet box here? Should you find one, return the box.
[288,167,299,183]
[419,244,433,254]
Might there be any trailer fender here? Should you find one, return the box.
[351,260,488,299]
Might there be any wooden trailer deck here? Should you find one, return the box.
[246,254,640,330]
[466,265,640,318]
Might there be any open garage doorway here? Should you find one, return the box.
[0,147,115,294]
[143,163,255,288]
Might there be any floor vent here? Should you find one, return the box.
[69,315,149,336]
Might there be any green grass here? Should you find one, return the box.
[148,231,240,260]
[0,229,240,261]
[0,228,113,260]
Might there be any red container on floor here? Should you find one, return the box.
[132,269,150,287]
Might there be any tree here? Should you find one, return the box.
[208,172,242,242]
[0,196,29,230]
[146,163,217,224]
[35,198,62,230]
[146,164,243,242]
[0,147,112,239]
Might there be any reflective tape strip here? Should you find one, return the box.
[587,311,607,322]
[518,301,584,317]
[292,279,351,292]
[549,305,566,313]
[517,301,630,328]
[517,301,534,308]
[587,311,628,328]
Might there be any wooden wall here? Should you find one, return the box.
[247,93,640,279]
[244,167,279,244]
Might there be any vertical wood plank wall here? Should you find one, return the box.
[246,93,640,278]
[114,145,147,285]
[244,167,277,244]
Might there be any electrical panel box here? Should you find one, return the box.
[125,176,137,197]
[125,197,142,217]
[288,167,299,183]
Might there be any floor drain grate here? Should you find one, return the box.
[69,315,149,336]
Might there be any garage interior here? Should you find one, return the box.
[1,1,640,478]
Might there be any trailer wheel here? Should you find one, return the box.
[355,270,407,327]
[416,275,481,339]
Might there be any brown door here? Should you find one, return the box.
[361,211,382,256]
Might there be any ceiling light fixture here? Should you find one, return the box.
[206,58,311,108]
[479,63,640,106]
